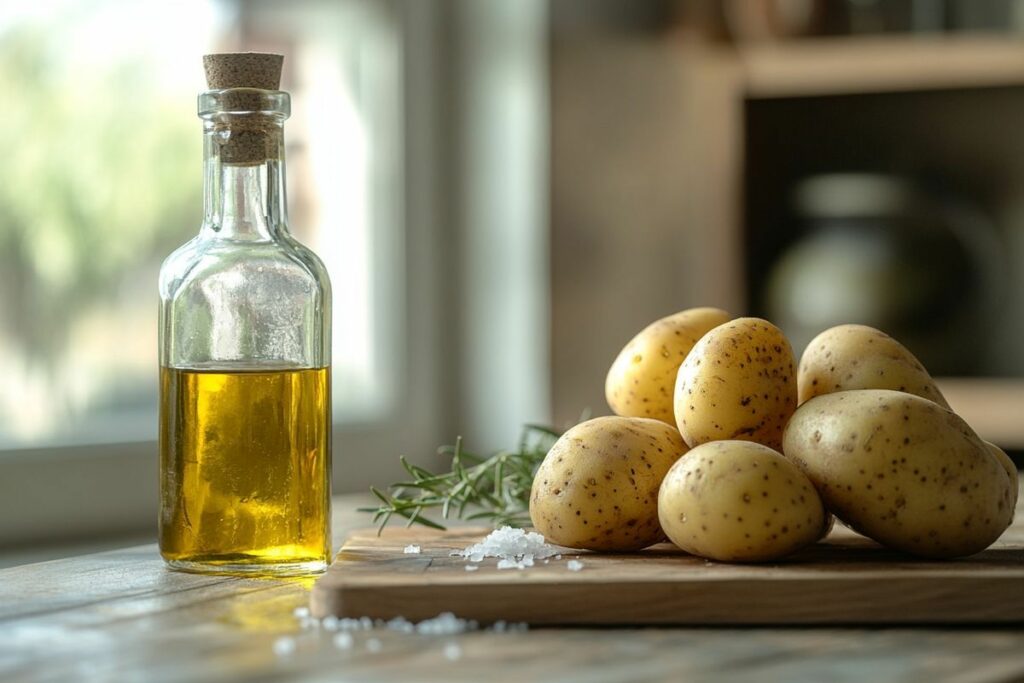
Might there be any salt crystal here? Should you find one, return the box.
[443,642,462,661]
[387,617,415,634]
[272,636,297,657]
[566,559,584,572]
[453,527,559,570]
[337,617,362,631]
[465,565,479,572]
[292,606,310,619]
[404,544,421,554]
[416,612,472,635]
[321,611,526,640]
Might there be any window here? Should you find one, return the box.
[0,0,416,545]
[0,0,399,450]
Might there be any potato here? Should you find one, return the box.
[530,416,687,551]
[606,307,731,424]
[985,441,1019,514]
[797,324,948,408]
[658,441,827,562]
[783,390,1015,558]
[674,317,796,451]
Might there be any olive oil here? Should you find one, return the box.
[159,366,331,574]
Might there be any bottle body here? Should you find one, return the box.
[158,88,332,575]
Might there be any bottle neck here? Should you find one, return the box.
[201,118,289,241]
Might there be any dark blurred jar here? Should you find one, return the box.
[765,173,996,375]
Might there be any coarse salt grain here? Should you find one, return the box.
[443,642,462,661]
[335,617,366,631]
[387,617,415,634]
[404,544,421,554]
[454,527,559,570]
[272,636,297,657]
[566,559,584,572]
[292,606,310,619]
[415,612,477,635]
[464,565,479,572]
[297,611,528,653]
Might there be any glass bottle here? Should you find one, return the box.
[158,54,332,575]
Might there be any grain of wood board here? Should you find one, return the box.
[312,514,1024,626]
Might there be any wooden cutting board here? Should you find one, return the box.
[310,516,1024,625]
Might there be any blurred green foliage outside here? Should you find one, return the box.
[0,22,201,441]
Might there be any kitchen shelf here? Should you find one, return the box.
[737,35,1024,99]
[672,39,1024,456]
[550,35,1024,427]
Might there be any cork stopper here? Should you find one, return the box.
[203,53,283,90]
[202,53,285,165]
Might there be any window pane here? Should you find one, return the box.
[0,0,396,448]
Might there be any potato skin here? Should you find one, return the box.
[658,441,827,562]
[606,308,731,424]
[530,416,687,551]
[797,324,948,408]
[985,441,1019,514]
[674,317,796,451]
[783,390,1015,558]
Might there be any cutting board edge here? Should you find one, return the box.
[310,573,1024,625]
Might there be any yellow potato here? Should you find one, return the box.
[674,317,796,451]
[985,441,1019,514]
[797,324,948,408]
[606,308,731,424]
[658,441,827,562]
[530,416,687,551]
[783,390,1015,558]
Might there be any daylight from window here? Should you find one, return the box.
[0,0,384,447]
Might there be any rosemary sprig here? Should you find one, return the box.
[359,423,563,533]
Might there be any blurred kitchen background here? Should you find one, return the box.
[3,0,1024,564]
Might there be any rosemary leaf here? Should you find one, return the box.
[362,423,564,533]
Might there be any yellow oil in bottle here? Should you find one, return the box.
[159,366,331,575]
